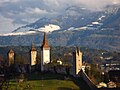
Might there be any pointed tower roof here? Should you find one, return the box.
[31,42,36,51]
[9,49,14,53]
[41,32,49,48]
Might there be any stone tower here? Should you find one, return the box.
[72,47,82,75]
[30,42,37,66]
[8,49,14,66]
[41,32,50,71]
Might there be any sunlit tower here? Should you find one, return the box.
[30,42,37,66]
[41,32,50,71]
[8,49,15,66]
[72,47,82,75]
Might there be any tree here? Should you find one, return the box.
[20,54,25,64]
[0,54,4,66]
[15,54,21,64]
[65,64,71,76]
[0,54,3,61]
[90,60,101,83]
[85,67,90,76]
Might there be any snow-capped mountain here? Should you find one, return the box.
[13,24,60,33]
[0,5,120,52]
[13,6,104,33]
[13,5,120,33]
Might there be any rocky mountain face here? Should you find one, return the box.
[0,5,120,52]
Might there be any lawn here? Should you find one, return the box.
[4,72,80,90]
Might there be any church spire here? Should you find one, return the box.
[41,32,49,48]
[40,32,50,71]
[32,42,34,48]
[9,49,14,53]
[31,42,36,51]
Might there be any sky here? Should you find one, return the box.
[0,0,120,34]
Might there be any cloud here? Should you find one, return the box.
[42,0,120,11]
[0,0,120,33]
[76,0,120,10]
[0,0,19,3]
[0,0,19,6]
[0,15,20,34]
[25,7,48,14]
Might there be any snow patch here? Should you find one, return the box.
[37,24,60,33]
[92,22,100,24]
[68,27,75,30]
[0,31,37,36]
[79,26,88,30]
[14,24,60,33]
[98,16,106,20]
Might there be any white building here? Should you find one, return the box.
[41,32,50,71]
[72,47,82,75]
[97,82,107,88]
[30,43,37,66]
[107,81,117,88]
[8,49,14,66]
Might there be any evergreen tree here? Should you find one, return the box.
[15,54,21,64]
[21,54,25,64]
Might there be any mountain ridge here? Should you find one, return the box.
[0,5,120,52]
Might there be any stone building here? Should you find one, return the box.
[41,32,50,71]
[8,49,14,66]
[30,43,37,66]
[72,47,82,75]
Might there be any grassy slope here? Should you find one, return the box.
[7,72,80,90]
[9,80,78,90]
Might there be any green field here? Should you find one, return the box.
[2,72,90,90]
[8,80,79,90]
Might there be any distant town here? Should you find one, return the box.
[0,32,120,90]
